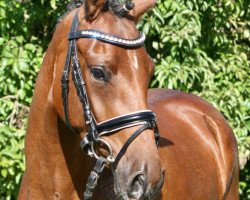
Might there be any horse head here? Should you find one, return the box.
[52,0,164,199]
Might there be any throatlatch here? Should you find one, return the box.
[61,11,160,200]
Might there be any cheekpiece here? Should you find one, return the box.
[68,29,146,48]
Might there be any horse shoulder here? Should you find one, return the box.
[148,88,239,199]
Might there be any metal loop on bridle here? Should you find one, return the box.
[90,138,115,163]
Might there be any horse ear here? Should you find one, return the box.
[131,0,156,23]
[84,0,107,21]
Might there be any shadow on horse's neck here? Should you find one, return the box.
[31,69,104,198]
[57,116,115,198]
[57,116,92,195]
[25,29,95,199]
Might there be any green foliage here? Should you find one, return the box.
[240,161,250,198]
[0,0,69,199]
[0,0,249,199]
[0,35,38,200]
[138,0,249,198]
[0,37,42,105]
[0,0,68,48]
[0,126,25,200]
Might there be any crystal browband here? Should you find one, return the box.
[68,29,146,48]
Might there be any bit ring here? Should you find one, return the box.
[90,138,115,163]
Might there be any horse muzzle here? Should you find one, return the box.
[114,165,165,200]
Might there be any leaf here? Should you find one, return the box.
[153,9,164,24]
[18,59,29,72]
[2,48,13,58]
[0,37,4,45]
[18,89,26,100]
[1,169,8,178]
[243,29,249,39]
[16,36,24,44]
[50,0,57,9]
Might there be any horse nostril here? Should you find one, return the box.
[128,174,147,199]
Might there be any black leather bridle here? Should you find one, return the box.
[61,12,160,200]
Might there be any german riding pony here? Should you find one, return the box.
[18,0,239,199]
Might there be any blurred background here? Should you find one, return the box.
[0,0,249,199]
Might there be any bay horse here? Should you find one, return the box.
[18,0,239,199]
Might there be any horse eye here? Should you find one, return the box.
[90,66,109,82]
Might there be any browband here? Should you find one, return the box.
[68,29,145,48]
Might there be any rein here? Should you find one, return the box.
[61,12,160,200]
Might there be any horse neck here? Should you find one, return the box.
[25,24,93,198]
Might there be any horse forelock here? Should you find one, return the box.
[58,0,135,23]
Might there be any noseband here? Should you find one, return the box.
[61,12,160,200]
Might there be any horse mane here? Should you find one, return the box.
[58,0,134,23]
[58,0,83,22]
